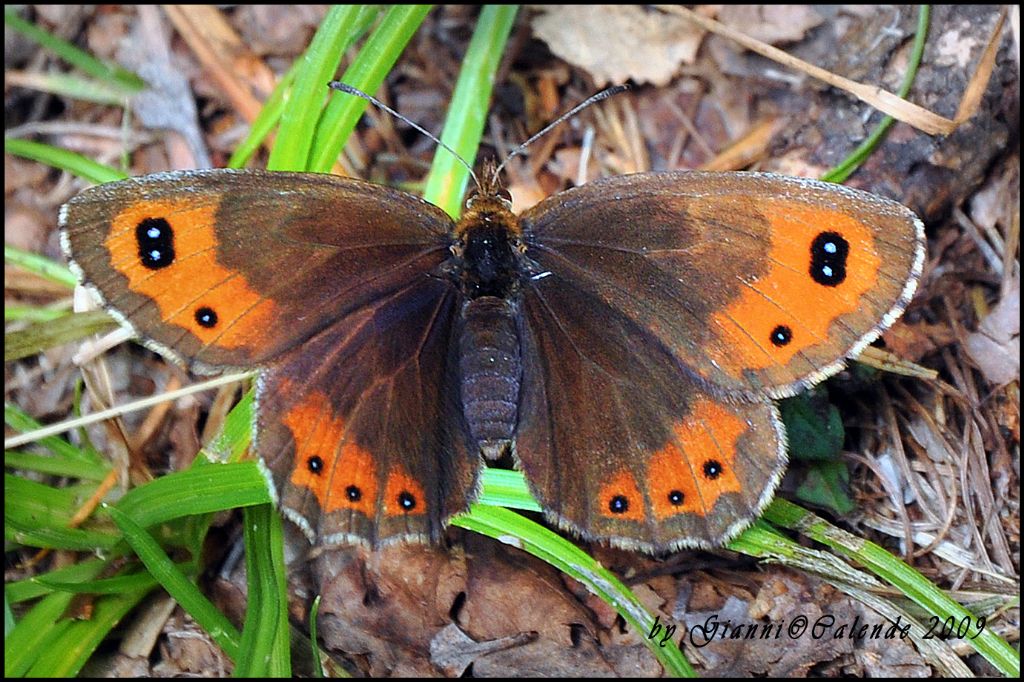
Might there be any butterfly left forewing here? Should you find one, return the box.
[62,168,476,547]
[61,169,453,373]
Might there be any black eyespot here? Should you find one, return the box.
[668,490,685,506]
[703,460,723,480]
[346,485,361,502]
[136,217,175,269]
[609,494,629,514]
[809,231,849,286]
[398,491,416,511]
[771,324,792,347]
[195,306,218,328]
[307,455,323,474]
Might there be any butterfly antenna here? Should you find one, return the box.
[491,84,630,187]
[329,81,480,190]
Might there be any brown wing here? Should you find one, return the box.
[511,170,922,550]
[62,168,476,546]
[60,169,454,373]
[515,274,787,551]
[257,278,479,547]
[520,171,924,399]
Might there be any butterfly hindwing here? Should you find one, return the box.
[515,270,786,551]
[257,277,478,547]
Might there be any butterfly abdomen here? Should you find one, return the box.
[458,297,522,459]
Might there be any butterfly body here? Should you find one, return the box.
[61,167,923,552]
[445,186,533,458]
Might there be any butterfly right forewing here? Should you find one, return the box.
[520,171,923,399]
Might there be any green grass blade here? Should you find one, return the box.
[4,138,126,183]
[452,504,695,677]
[762,498,1019,676]
[310,4,432,173]
[10,72,132,105]
[477,468,542,511]
[230,6,383,170]
[107,505,242,660]
[3,560,106,676]
[4,243,76,288]
[227,62,300,168]
[26,587,151,677]
[34,568,165,596]
[267,5,373,171]
[422,5,518,216]
[5,558,108,604]
[5,303,72,324]
[4,450,110,482]
[4,8,144,92]
[235,504,291,677]
[114,462,272,529]
[5,310,118,362]
[4,474,119,550]
[202,387,256,463]
[6,601,75,676]
[821,5,930,183]
[4,403,105,465]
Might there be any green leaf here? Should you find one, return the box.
[4,8,144,92]
[310,4,431,172]
[422,5,518,216]
[107,505,241,660]
[115,462,272,529]
[4,310,118,362]
[4,475,119,550]
[235,504,291,677]
[4,138,126,183]
[267,5,375,171]
[796,460,855,516]
[4,561,106,677]
[779,392,845,462]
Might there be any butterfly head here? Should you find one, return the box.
[444,162,532,300]
[465,157,513,211]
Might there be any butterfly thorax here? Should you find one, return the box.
[450,192,527,300]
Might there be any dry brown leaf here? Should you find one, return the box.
[531,5,704,86]
[966,275,1020,386]
[315,545,469,677]
[716,5,824,45]
[429,624,536,677]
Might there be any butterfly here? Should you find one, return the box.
[60,108,923,554]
